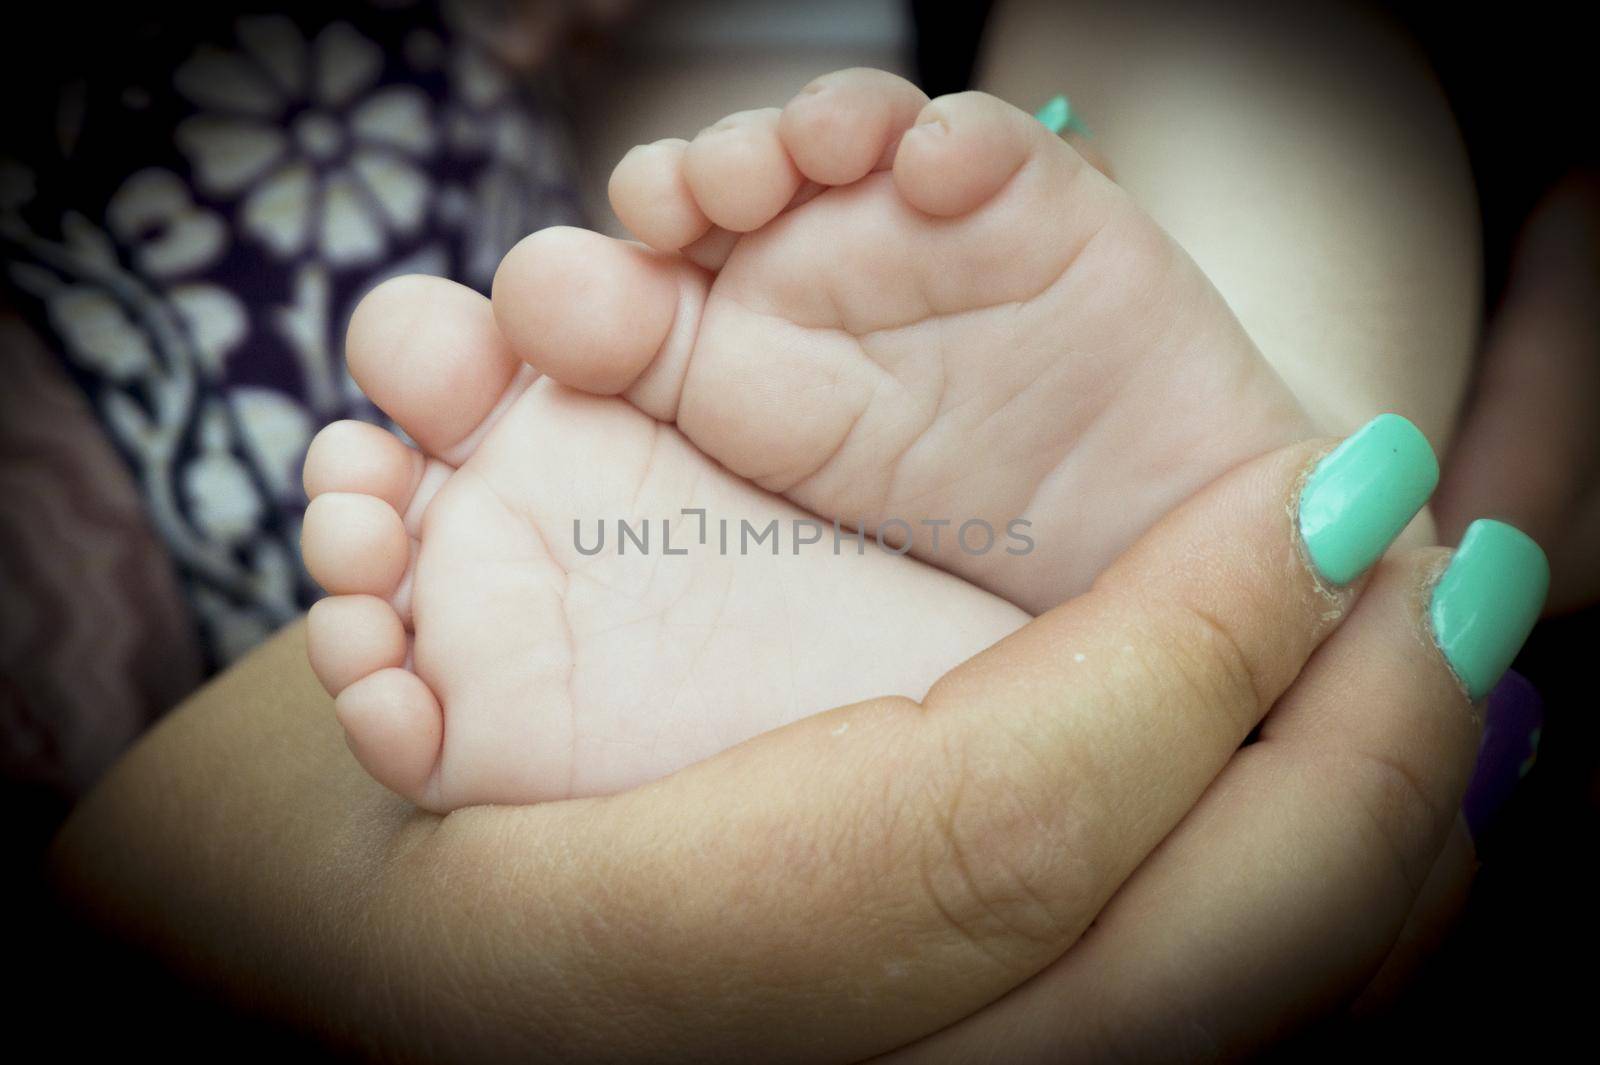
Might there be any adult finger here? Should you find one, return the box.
[1353,668,1545,1018]
[886,521,1547,1062]
[338,415,1439,1061]
[1434,172,1600,612]
[1349,816,1477,1020]
[52,415,1441,1063]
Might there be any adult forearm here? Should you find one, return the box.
[49,622,424,1052]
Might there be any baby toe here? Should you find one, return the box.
[336,668,444,810]
[304,420,424,516]
[306,594,407,696]
[682,108,803,232]
[609,138,713,252]
[894,91,1074,217]
[301,492,410,596]
[346,276,520,461]
[493,226,697,402]
[779,68,929,186]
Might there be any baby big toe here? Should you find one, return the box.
[345,276,521,463]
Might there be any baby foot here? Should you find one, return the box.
[301,278,1025,811]
[491,69,1315,613]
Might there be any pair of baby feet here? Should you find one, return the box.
[300,69,1312,812]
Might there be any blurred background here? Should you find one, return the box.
[3,0,1595,1057]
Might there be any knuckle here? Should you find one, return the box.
[1346,744,1455,894]
[1145,600,1265,742]
[905,727,1100,969]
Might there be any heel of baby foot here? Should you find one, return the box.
[336,668,445,810]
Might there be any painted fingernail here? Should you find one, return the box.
[1034,94,1092,137]
[1298,413,1439,585]
[1430,519,1549,701]
[1461,670,1543,840]
[1035,95,1071,133]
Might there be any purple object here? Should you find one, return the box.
[1461,670,1543,840]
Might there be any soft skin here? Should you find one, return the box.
[302,70,1310,811]
[54,434,1494,1062]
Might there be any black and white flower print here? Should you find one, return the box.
[1,1,584,667]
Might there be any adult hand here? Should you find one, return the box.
[50,430,1541,1062]
[1436,172,1600,613]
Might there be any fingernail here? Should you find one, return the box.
[1034,94,1092,138]
[1298,413,1439,585]
[1461,670,1543,840]
[1429,519,1549,701]
[1035,95,1071,133]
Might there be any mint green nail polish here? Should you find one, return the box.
[1298,413,1439,585]
[1430,520,1549,700]
[1035,95,1071,134]
[1034,95,1092,137]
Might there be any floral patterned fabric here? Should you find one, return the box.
[1,0,584,669]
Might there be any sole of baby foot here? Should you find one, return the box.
[302,274,1026,812]
[494,68,1315,616]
